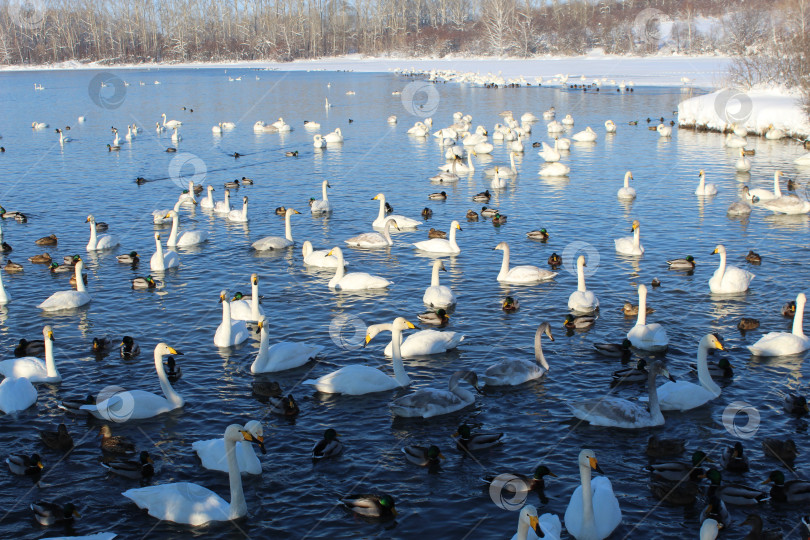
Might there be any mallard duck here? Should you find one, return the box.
[705,468,767,505]
[548,252,562,267]
[428,228,446,239]
[35,234,57,246]
[564,314,595,329]
[275,206,287,215]
[161,356,181,384]
[746,250,762,264]
[611,359,648,385]
[241,176,254,185]
[165,147,177,153]
[91,337,112,356]
[0,207,23,220]
[269,394,299,416]
[762,438,797,463]
[765,470,810,503]
[453,424,504,451]
[340,494,397,519]
[720,442,749,472]
[428,192,446,200]
[646,435,686,458]
[63,254,80,265]
[6,453,43,475]
[48,262,70,273]
[647,451,710,481]
[13,213,26,223]
[741,514,782,540]
[132,275,157,289]
[689,356,733,378]
[422,207,433,219]
[57,393,95,415]
[224,180,239,189]
[402,445,443,467]
[473,190,491,203]
[622,302,654,316]
[251,380,282,397]
[527,229,549,241]
[120,336,141,358]
[785,394,809,415]
[480,206,498,217]
[4,259,23,273]
[738,318,760,331]
[101,451,154,480]
[782,301,796,318]
[107,143,121,151]
[743,148,756,155]
[15,338,45,357]
[31,501,80,526]
[0,242,12,253]
[502,296,519,312]
[313,428,344,460]
[651,277,661,288]
[482,465,556,504]
[418,308,449,326]
[285,150,298,157]
[117,251,139,264]
[38,423,73,451]
[593,339,632,361]
[100,425,135,455]
[466,209,479,221]
[491,213,507,225]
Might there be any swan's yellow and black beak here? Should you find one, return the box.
[293,209,301,214]
[711,247,719,254]
[405,321,416,329]
[529,515,539,532]
[456,223,462,231]
[589,456,604,474]
[167,347,183,356]
[242,430,266,454]
[219,292,226,303]
[253,277,258,285]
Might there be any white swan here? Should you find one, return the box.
[303,318,414,394]
[614,219,644,256]
[572,127,597,142]
[555,137,571,150]
[482,322,553,387]
[171,127,182,143]
[152,200,183,225]
[568,255,599,313]
[748,171,783,202]
[748,292,810,356]
[214,189,231,214]
[251,316,322,373]
[0,326,59,383]
[604,120,616,133]
[695,170,718,196]
[57,128,71,145]
[382,327,463,357]
[709,244,754,294]
[725,133,747,148]
[313,134,326,148]
[495,242,557,283]
[562,114,575,126]
[0,266,8,304]
[511,504,561,540]
[166,210,208,247]
[413,221,462,254]
[371,194,420,228]
[123,424,261,525]
[80,343,183,420]
[570,361,672,428]
[229,274,266,322]
[326,247,391,291]
[214,291,249,347]
[656,123,672,137]
[211,123,222,134]
[539,140,561,162]
[192,421,264,475]
[762,193,810,214]
[345,218,399,248]
[484,152,517,179]
[765,125,786,140]
[0,377,37,414]
[407,122,429,137]
[324,128,343,143]
[161,113,182,129]
[226,196,249,222]
[86,215,118,251]
[655,334,724,411]
[252,208,300,250]
[177,180,197,206]
[310,180,333,215]
[462,125,487,146]
[390,370,479,418]
[38,258,91,311]
[437,153,474,174]
[150,233,180,271]
[302,241,344,267]
[626,285,668,351]
[539,162,570,176]
[735,148,751,172]
[423,260,456,308]
[564,450,622,540]
[617,171,636,200]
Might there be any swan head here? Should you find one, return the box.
[649,361,675,381]
[326,246,343,259]
[251,273,259,285]
[701,333,725,351]
[493,241,508,252]
[776,170,784,178]
[243,420,266,453]
[631,219,640,231]
[372,193,384,201]
[154,232,161,241]
[518,505,539,532]
[285,208,300,217]
[165,210,177,219]
[393,317,416,332]
[86,215,95,223]
[433,260,446,272]
[324,180,331,189]
[625,171,633,180]
[42,325,54,341]
[219,290,228,303]
[449,370,481,393]
[155,343,181,358]
[452,221,462,231]
[698,169,705,178]
[578,448,603,473]
[577,254,587,268]
[538,322,554,341]
[711,245,726,256]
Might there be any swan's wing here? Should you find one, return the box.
[749,332,809,356]
[265,342,322,371]
[506,265,557,282]
[390,387,464,418]
[0,358,47,379]
[85,390,171,420]
[482,358,541,386]
[412,238,451,252]
[592,476,622,538]
[384,330,463,357]
[656,381,715,411]
[304,365,397,395]
[337,272,390,290]
[123,482,229,526]
[0,377,37,413]
[345,232,385,246]
[252,236,288,250]
[38,291,87,310]
[568,397,653,427]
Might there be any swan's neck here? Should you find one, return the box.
[633,226,640,248]
[637,288,647,326]
[220,301,232,344]
[792,296,806,337]
[331,251,346,283]
[716,250,727,281]
[255,325,269,367]
[225,435,247,519]
[207,189,214,205]
[431,263,442,287]
[0,270,6,301]
[498,246,511,280]
[516,517,531,540]
[697,340,721,395]
[251,280,260,320]
[383,220,394,245]
[577,262,587,292]
[450,379,475,402]
[284,213,293,242]
[155,238,165,267]
[376,197,386,222]
[88,221,97,249]
[391,326,409,386]
[322,183,329,201]
[774,174,783,197]
[647,367,664,421]
[448,225,459,249]
[224,190,230,208]
[168,214,179,245]
[624,172,630,188]
[698,174,705,190]
[467,153,474,171]
[154,349,183,408]
[509,152,516,172]
[241,199,248,218]
[579,461,596,530]
[75,263,87,293]
[534,328,549,371]
[44,336,58,378]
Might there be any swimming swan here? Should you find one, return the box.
[390,370,480,418]
[617,171,636,200]
[0,326,59,383]
[614,220,644,256]
[302,241,345,267]
[345,218,399,248]
[229,273,266,322]
[482,322,553,387]
[214,291,249,347]
[748,292,810,356]
[655,334,724,411]
[192,420,265,475]
[568,255,599,313]
[371,194,420,228]
[326,247,391,291]
[423,260,456,308]
[250,316,323,373]
[708,244,754,294]
[311,180,333,215]
[150,233,180,271]
[695,170,718,196]
[626,285,668,351]
[494,242,557,283]
[413,221,462,254]
[252,208,300,250]
[86,215,118,251]
[38,258,91,311]
[564,449,622,540]
[166,211,208,247]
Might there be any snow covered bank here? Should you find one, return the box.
[678,89,810,140]
[1,53,729,88]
